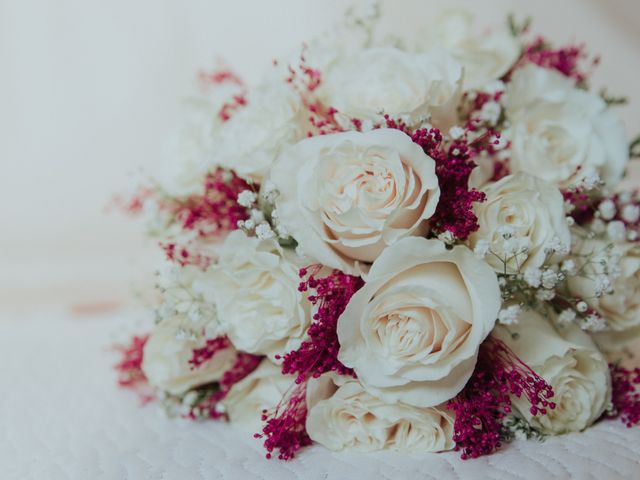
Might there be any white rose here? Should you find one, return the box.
[416,9,520,90]
[494,311,611,434]
[213,77,308,182]
[469,173,571,273]
[337,237,501,407]
[197,230,310,360]
[306,374,454,453]
[141,314,237,396]
[271,129,440,274]
[504,65,627,187]
[155,98,219,198]
[318,47,462,128]
[568,238,640,351]
[222,360,293,433]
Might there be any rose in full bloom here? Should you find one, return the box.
[337,237,501,407]
[317,47,462,128]
[270,129,440,274]
[305,373,455,452]
[197,230,310,360]
[504,64,627,187]
[469,173,571,273]
[213,77,309,182]
[141,314,237,395]
[222,360,293,433]
[416,9,520,90]
[495,311,611,434]
[568,237,640,351]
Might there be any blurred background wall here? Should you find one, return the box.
[1,0,638,313]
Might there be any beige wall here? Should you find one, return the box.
[1,0,638,311]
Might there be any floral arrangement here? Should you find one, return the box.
[115,6,640,461]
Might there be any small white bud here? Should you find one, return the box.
[255,222,275,240]
[607,220,627,243]
[237,190,257,208]
[449,126,465,140]
[558,309,577,324]
[598,199,616,220]
[622,204,640,223]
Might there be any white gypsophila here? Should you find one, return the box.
[498,305,521,325]
[494,311,610,434]
[237,190,257,208]
[504,64,628,188]
[317,47,462,129]
[213,76,309,182]
[222,360,293,433]
[568,236,640,351]
[523,266,542,288]
[622,204,640,223]
[141,314,237,396]
[305,374,454,453]
[414,9,520,90]
[606,221,627,243]
[337,237,501,407]
[270,129,440,275]
[195,230,310,360]
[598,199,617,221]
[155,261,222,338]
[469,173,571,274]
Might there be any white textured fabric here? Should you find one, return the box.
[1,310,640,480]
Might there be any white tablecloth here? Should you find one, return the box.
[1,309,640,480]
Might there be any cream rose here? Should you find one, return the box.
[494,311,611,434]
[568,238,640,351]
[318,47,462,128]
[222,360,293,433]
[416,9,520,90]
[504,64,628,187]
[197,230,310,360]
[270,129,440,274]
[306,374,455,453]
[213,77,308,182]
[337,237,501,407]
[141,314,237,396]
[469,173,571,273]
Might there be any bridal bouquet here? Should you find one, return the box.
[115,7,640,460]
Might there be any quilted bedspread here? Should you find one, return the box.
[1,309,639,480]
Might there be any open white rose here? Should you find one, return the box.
[416,9,520,90]
[213,77,308,182]
[494,311,611,434]
[337,237,501,407]
[155,98,219,198]
[222,360,293,433]
[469,173,571,273]
[306,374,455,453]
[270,128,440,275]
[504,64,627,187]
[196,230,310,360]
[318,47,462,128]
[568,238,640,351]
[141,314,237,396]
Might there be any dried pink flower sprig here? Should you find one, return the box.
[384,116,490,240]
[113,334,154,404]
[607,364,640,428]
[256,382,312,460]
[258,268,364,460]
[278,267,363,384]
[447,336,555,459]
